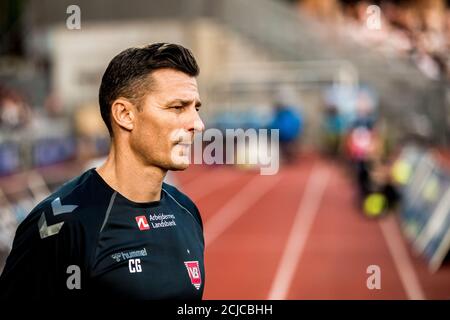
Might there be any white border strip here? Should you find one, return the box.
[205,174,281,247]
[268,165,330,300]
[379,215,426,300]
[182,171,241,201]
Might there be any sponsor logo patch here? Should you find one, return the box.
[135,215,150,230]
[184,261,202,290]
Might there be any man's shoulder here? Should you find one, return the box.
[20,169,110,235]
[32,169,95,212]
[0,170,105,296]
[162,182,203,229]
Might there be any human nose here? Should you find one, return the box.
[190,109,205,133]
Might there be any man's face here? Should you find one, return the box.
[129,68,204,171]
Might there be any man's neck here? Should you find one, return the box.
[96,143,166,203]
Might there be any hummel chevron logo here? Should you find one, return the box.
[51,197,78,215]
[38,197,78,239]
[38,213,64,239]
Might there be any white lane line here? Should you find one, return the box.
[182,171,241,201]
[204,174,282,247]
[268,165,330,300]
[379,215,426,300]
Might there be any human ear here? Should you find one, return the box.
[110,98,135,132]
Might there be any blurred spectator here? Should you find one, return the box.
[350,90,376,130]
[323,104,345,157]
[298,0,450,81]
[344,89,380,204]
[0,85,31,130]
[269,86,303,163]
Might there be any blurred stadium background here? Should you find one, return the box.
[1,0,450,299]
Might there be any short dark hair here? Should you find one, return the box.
[98,43,200,136]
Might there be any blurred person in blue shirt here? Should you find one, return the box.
[269,86,303,163]
[323,104,344,157]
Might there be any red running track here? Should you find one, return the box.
[173,153,450,300]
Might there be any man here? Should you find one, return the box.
[269,87,303,164]
[0,43,206,299]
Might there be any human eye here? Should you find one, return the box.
[171,105,186,112]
